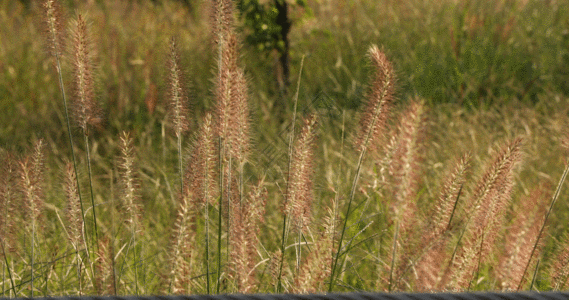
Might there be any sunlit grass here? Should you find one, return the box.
[1,0,569,297]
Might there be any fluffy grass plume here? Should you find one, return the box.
[330,44,394,291]
[445,138,523,290]
[497,185,548,290]
[43,0,66,57]
[228,179,267,293]
[5,0,569,295]
[72,14,101,134]
[285,114,318,235]
[118,131,143,294]
[18,139,47,297]
[413,153,471,291]
[167,37,191,202]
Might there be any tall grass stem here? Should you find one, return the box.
[277,55,304,293]
[516,160,569,290]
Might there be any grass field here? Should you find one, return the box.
[1,0,569,296]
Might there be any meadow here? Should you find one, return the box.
[1,0,569,297]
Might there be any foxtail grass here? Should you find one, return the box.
[185,113,217,293]
[6,0,569,295]
[444,138,523,290]
[386,99,428,291]
[498,185,548,290]
[118,131,142,295]
[276,55,305,293]
[212,0,237,292]
[18,139,46,297]
[167,37,190,201]
[329,45,394,292]
[285,114,318,274]
[0,153,17,297]
[71,13,102,265]
[228,179,267,293]
[43,0,91,263]
[64,161,86,295]
[526,133,569,291]
[412,153,471,291]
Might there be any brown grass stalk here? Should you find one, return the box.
[354,45,395,154]
[43,0,66,58]
[551,230,569,290]
[212,0,238,287]
[387,100,428,290]
[211,0,234,50]
[65,161,84,252]
[119,132,142,236]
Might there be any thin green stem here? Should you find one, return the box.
[178,134,184,203]
[329,62,391,291]
[216,137,225,294]
[387,219,399,292]
[133,228,138,295]
[84,135,99,250]
[277,55,304,293]
[0,238,15,297]
[31,220,35,297]
[54,52,89,259]
[328,146,367,291]
[516,160,569,290]
[206,194,211,294]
